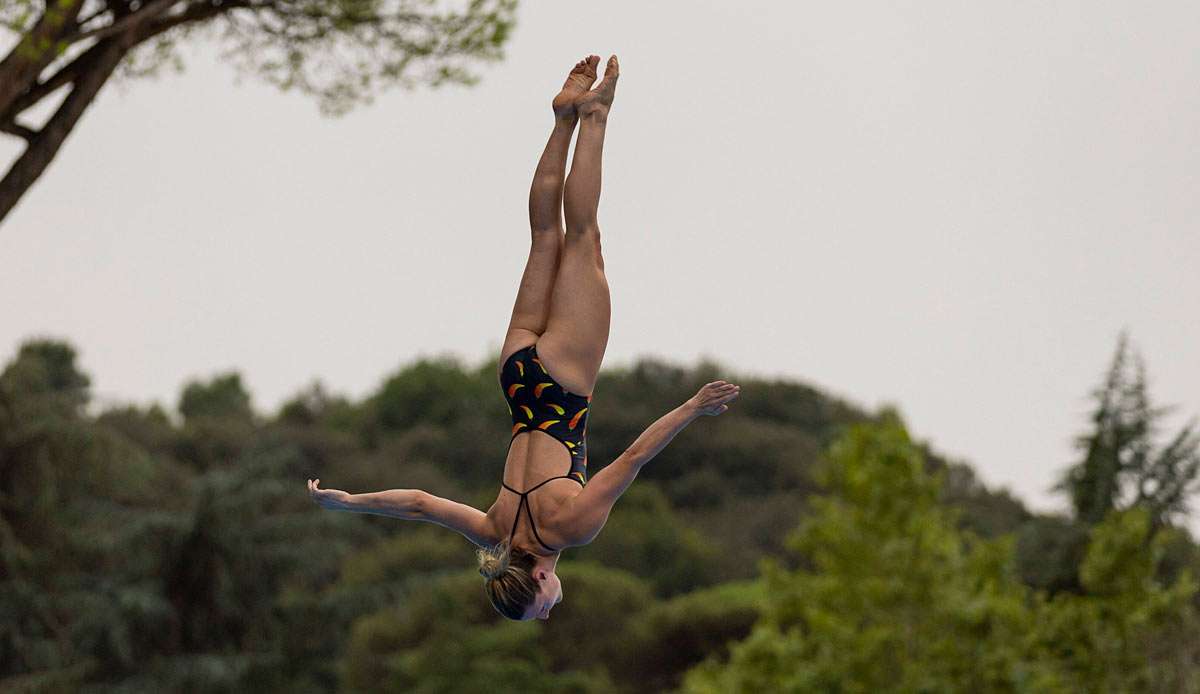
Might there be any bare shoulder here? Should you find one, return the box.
[544,484,596,548]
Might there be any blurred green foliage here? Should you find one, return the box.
[1,335,1197,692]
[682,418,1200,694]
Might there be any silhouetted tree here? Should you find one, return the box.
[1057,331,1200,528]
[0,0,517,222]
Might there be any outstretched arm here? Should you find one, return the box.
[556,381,741,546]
[307,479,494,548]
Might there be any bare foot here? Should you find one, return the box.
[574,55,619,119]
[552,55,600,119]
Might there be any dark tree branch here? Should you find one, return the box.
[3,0,249,125]
[0,121,37,143]
[0,37,130,221]
[134,0,252,43]
[63,0,182,44]
[0,0,89,116]
[5,42,104,119]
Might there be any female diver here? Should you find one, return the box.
[308,54,741,621]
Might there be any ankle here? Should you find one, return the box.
[579,108,608,124]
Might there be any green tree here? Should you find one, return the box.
[569,483,718,597]
[683,417,1200,694]
[1057,331,1200,528]
[339,566,637,693]
[683,416,1035,693]
[8,335,1197,691]
[612,579,767,693]
[0,339,192,689]
[1030,508,1200,693]
[0,0,517,223]
[179,371,253,422]
[174,371,257,470]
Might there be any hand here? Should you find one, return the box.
[687,381,741,416]
[308,478,353,511]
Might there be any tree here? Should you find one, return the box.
[682,417,1200,694]
[568,483,719,597]
[1030,508,1200,693]
[0,0,517,223]
[1057,331,1200,528]
[682,416,1037,693]
[339,566,637,693]
[612,579,767,693]
[179,371,253,422]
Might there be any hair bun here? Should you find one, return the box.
[476,544,510,579]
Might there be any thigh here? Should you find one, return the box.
[503,231,563,339]
[537,231,611,396]
[498,329,539,382]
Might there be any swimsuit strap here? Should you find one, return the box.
[501,475,581,553]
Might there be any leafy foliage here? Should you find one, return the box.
[682,418,1200,694]
[2,334,1197,691]
[1057,331,1200,527]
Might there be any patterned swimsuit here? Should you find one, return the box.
[498,343,591,552]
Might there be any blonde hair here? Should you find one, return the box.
[476,541,539,620]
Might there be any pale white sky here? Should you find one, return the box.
[2,1,1198,521]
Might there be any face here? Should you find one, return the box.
[522,567,563,620]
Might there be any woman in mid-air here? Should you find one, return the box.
[308,54,741,621]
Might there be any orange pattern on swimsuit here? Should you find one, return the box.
[499,344,590,483]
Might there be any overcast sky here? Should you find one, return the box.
[3,1,1197,521]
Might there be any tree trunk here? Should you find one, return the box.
[0,0,87,117]
[0,37,130,222]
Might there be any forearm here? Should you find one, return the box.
[344,489,425,519]
[624,403,699,466]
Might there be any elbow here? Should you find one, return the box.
[618,450,647,470]
[408,490,432,519]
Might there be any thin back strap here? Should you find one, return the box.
[500,475,580,553]
[522,496,557,552]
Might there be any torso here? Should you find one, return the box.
[483,339,590,553]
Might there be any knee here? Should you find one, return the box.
[565,226,601,250]
[565,231,604,269]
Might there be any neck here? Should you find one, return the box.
[533,551,560,570]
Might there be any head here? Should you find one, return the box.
[476,542,563,620]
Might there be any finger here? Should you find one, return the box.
[719,404,728,413]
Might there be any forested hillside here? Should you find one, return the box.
[2,337,1197,692]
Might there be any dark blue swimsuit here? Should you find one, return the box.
[498,343,591,552]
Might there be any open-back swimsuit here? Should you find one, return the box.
[498,343,591,553]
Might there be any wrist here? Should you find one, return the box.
[680,401,701,420]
